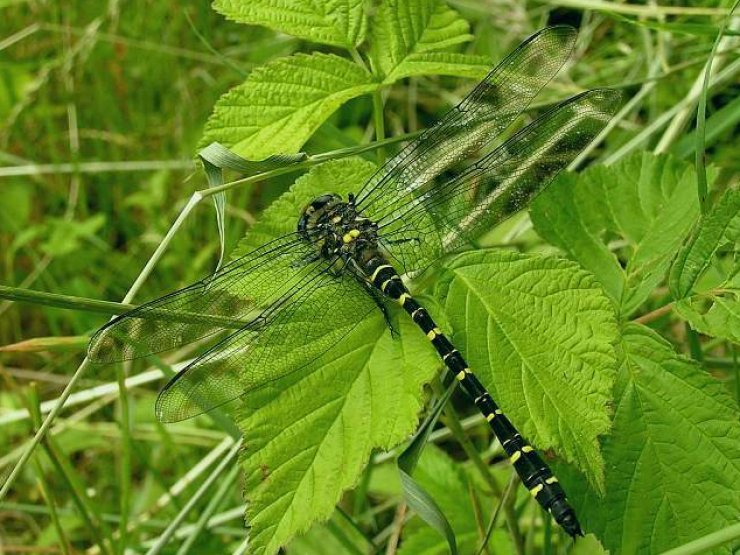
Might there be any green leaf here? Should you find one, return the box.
[567,324,740,553]
[200,53,378,159]
[213,0,366,48]
[385,52,491,82]
[675,295,740,344]
[570,534,609,555]
[398,446,514,555]
[670,188,740,298]
[233,159,439,555]
[371,0,474,81]
[669,188,740,343]
[531,152,715,316]
[435,250,619,490]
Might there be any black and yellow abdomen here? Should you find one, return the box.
[363,253,583,538]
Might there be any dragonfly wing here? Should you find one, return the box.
[88,232,321,363]
[354,26,577,223]
[155,268,379,422]
[379,89,621,272]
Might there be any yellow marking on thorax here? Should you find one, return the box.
[545,476,558,485]
[342,229,361,244]
[398,293,410,306]
[455,370,466,381]
[510,451,522,463]
[522,445,534,453]
[370,264,392,282]
[529,484,544,497]
[486,412,495,421]
[495,409,503,415]
[411,308,423,319]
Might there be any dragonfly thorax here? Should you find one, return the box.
[297,193,379,260]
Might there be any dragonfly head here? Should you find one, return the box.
[298,193,377,259]
[297,193,343,236]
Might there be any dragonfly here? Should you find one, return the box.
[89,26,620,538]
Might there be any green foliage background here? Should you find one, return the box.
[0,1,738,554]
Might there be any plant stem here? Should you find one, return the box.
[633,302,675,324]
[116,364,132,555]
[0,159,195,177]
[659,522,740,555]
[372,90,387,164]
[440,405,525,555]
[544,0,729,17]
[0,284,135,314]
[204,131,419,197]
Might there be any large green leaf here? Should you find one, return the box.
[397,446,513,555]
[200,53,378,159]
[213,0,366,48]
[669,188,740,343]
[233,158,439,555]
[565,324,740,553]
[370,0,474,82]
[384,52,491,82]
[531,152,716,316]
[434,250,619,490]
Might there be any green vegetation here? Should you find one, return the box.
[1,1,739,554]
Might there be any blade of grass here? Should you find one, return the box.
[672,93,740,159]
[655,14,740,154]
[0,159,195,176]
[116,363,132,555]
[31,448,72,555]
[475,474,518,555]
[26,384,115,555]
[606,55,740,164]
[144,438,243,555]
[543,0,729,17]
[695,0,740,213]
[176,464,240,555]
[0,368,164,426]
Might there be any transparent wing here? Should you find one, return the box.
[378,89,621,273]
[88,232,323,363]
[353,26,577,223]
[154,268,378,422]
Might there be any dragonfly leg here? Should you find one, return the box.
[385,237,421,247]
[361,276,397,336]
[291,251,322,268]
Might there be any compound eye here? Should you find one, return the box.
[300,193,341,216]
[298,193,342,233]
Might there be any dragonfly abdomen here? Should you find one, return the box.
[363,254,583,538]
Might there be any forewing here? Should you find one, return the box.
[353,26,577,223]
[379,89,621,273]
[88,232,321,363]
[155,269,379,422]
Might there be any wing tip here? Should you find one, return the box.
[533,25,578,50]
